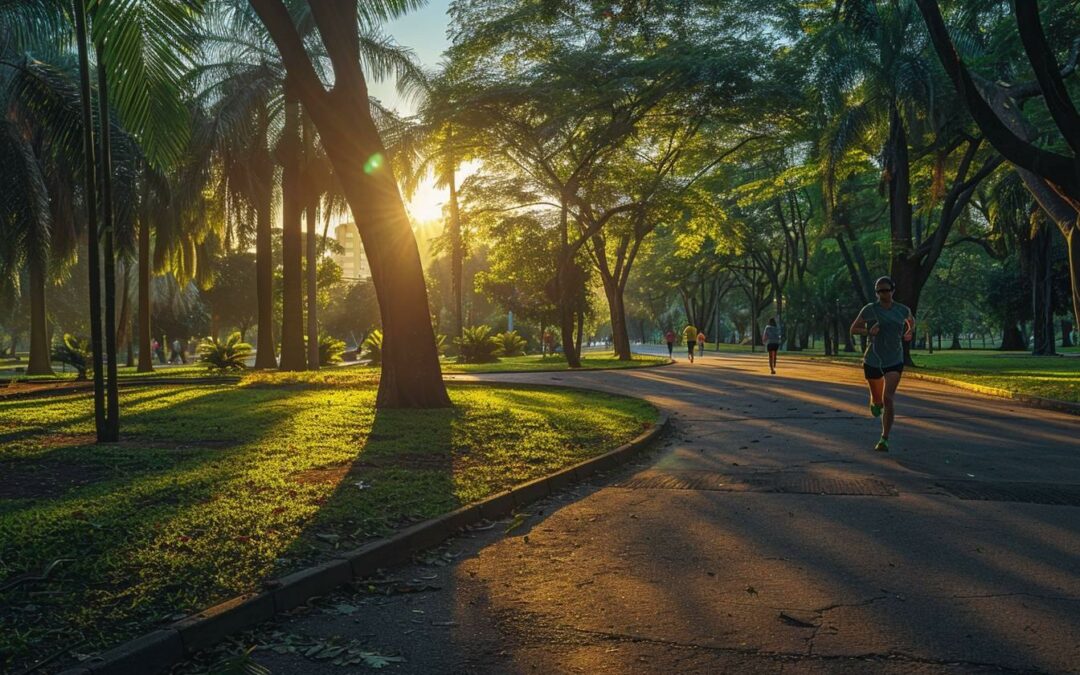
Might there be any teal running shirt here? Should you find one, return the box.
[856,301,912,368]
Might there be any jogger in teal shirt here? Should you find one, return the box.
[850,276,914,452]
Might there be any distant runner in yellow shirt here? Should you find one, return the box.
[682,324,698,363]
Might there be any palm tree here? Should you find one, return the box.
[391,62,477,341]
[75,0,205,440]
[0,2,80,376]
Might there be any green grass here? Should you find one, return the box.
[442,351,669,373]
[698,342,1080,403]
[0,377,656,671]
[1,364,211,382]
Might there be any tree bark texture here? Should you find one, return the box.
[137,216,153,371]
[74,0,107,440]
[279,82,306,371]
[26,257,53,375]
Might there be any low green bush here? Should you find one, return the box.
[455,325,502,363]
[197,332,252,373]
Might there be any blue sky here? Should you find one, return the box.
[368,0,453,116]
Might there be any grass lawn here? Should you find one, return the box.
[442,351,669,373]
[0,376,656,671]
[1,363,211,382]
[699,342,1080,403]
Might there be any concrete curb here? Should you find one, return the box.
[795,355,1080,416]
[61,412,668,675]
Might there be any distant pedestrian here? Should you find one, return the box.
[542,331,555,356]
[664,329,676,359]
[170,338,183,364]
[763,318,781,374]
[850,276,914,452]
[151,338,160,363]
[682,323,698,363]
[696,331,706,358]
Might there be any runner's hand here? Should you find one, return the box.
[868,324,880,336]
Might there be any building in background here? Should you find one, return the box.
[334,222,370,280]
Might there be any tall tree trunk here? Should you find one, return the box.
[604,282,632,360]
[249,0,449,406]
[1031,222,1056,355]
[279,82,306,371]
[1069,229,1080,332]
[557,198,581,367]
[26,256,53,375]
[253,106,276,369]
[885,104,919,366]
[304,114,319,370]
[74,0,107,440]
[118,259,133,366]
[447,149,463,340]
[97,45,119,441]
[137,213,153,372]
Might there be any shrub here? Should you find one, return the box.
[361,329,383,365]
[495,330,527,357]
[51,334,91,380]
[197,332,252,373]
[454,325,502,363]
[318,334,346,365]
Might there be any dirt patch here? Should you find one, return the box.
[0,457,109,500]
[293,465,351,485]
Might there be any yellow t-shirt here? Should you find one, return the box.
[682,325,697,342]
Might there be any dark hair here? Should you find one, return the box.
[875,276,895,290]
[768,318,776,326]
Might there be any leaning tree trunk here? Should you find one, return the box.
[279,83,306,371]
[26,256,53,375]
[250,0,449,406]
[74,0,107,441]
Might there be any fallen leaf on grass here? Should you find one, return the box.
[504,513,530,534]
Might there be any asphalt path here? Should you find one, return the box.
[232,349,1080,674]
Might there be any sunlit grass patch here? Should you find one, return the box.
[0,379,655,671]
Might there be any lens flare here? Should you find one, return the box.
[363,152,384,175]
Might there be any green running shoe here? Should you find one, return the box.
[874,437,889,452]
[870,402,883,417]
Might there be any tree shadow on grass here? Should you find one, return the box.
[282,404,462,567]
[0,384,316,673]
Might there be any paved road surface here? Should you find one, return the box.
[236,351,1080,674]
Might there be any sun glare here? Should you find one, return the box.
[407,181,447,223]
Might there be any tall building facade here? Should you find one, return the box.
[334,222,370,280]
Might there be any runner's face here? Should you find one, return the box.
[875,285,893,300]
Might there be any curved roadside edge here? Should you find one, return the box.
[58,399,669,675]
[791,355,1080,417]
[441,355,675,376]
